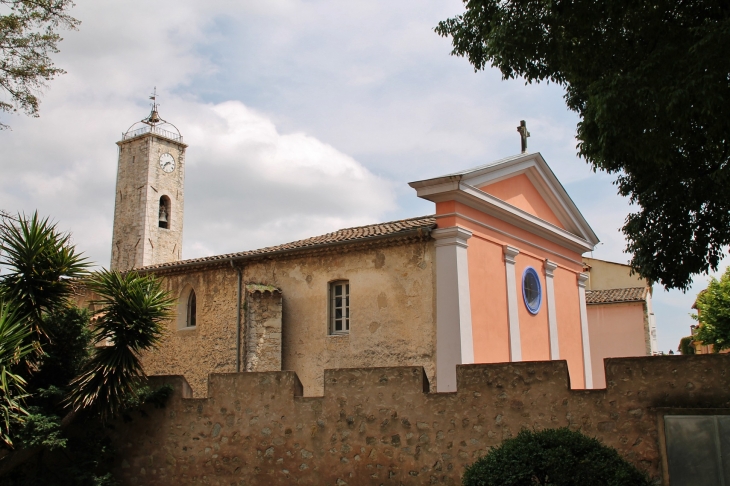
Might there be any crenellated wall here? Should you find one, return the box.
[109,355,730,485]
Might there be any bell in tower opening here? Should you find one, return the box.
[110,90,187,272]
[159,196,170,229]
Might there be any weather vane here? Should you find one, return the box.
[149,87,158,112]
[517,120,530,153]
[142,87,162,125]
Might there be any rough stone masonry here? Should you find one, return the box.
[109,354,730,485]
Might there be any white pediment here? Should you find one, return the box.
[409,153,599,253]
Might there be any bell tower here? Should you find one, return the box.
[110,94,187,271]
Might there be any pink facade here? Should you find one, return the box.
[587,303,648,388]
[411,153,599,390]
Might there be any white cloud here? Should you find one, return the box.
[0,0,396,266]
[0,0,710,354]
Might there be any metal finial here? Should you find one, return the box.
[143,87,162,126]
[149,86,158,111]
[517,120,530,153]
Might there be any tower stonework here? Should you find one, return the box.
[110,107,187,271]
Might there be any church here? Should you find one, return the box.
[101,105,658,396]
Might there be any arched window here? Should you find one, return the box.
[159,195,171,229]
[187,289,197,327]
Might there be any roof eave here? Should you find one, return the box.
[136,224,435,274]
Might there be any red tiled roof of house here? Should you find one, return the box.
[139,215,436,272]
[585,287,648,304]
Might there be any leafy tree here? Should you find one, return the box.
[436,1,730,291]
[693,266,730,351]
[678,335,697,355]
[0,0,79,129]
[463,427,653,486]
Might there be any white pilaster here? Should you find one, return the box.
[503,245,522,362]
[544,260,560,360]
[577,272,593,388]
[646,289,658,355]
[433,226,474,392]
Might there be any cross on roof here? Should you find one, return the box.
[517,120,530,153]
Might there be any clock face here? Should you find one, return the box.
[159,153,176,173]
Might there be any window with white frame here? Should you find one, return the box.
[329,280,349,334]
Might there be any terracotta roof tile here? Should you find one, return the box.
[586,287,648,305]
[140,215,436,272]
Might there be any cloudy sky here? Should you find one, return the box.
[0,0,724,353]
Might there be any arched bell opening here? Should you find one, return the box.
[159,195,171,229]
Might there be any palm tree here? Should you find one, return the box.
[0,212,89,337]
[66,270,174,422]
[0,212,174,476]
[0,301,33,447]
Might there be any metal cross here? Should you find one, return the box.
[517,120,530,153]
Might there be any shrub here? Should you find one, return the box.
[462,427,653,486]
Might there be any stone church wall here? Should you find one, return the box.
[245,285,283,372]
[136,238,436,397]
[108,354,730,485]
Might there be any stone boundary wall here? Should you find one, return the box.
[110,355,730,485]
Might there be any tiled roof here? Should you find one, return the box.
[140,215,436,272]
[586,287,648,305]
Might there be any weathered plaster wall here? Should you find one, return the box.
[582,257,648,291]
[108,355,730,485]
[142,266,241,396]
[245,239,436,396]
[134,238,436,397]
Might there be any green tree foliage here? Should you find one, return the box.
[0,212,174,481]
[436,1,730,291]
[463,428,652,486]
[0,301,33,447]
[66,270,174,422]
[0,0,79,129]
[693,267,730,351]
[31,307,91,392]
[0,212,88,336]
[678,335,697,355]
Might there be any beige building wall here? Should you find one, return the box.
[139,238,436,397]
[582,257,648,290]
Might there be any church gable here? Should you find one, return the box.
[409,152,599,253]
[478,173,565,229]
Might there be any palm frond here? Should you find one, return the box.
[0,212,89,337]
[0,301,34,447]
[65,270,173,422]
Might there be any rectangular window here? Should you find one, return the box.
[330,280,350,334]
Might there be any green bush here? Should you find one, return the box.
[462,428,653,486]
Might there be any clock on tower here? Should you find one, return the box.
[110,93,188,272]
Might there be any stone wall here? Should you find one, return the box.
[136,237,435,397]
[245,285,283,372]
[109,354,730,485]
